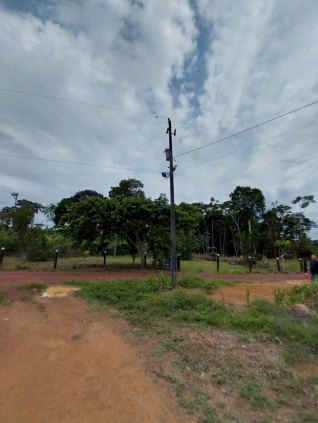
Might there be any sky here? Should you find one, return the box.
[0,0,317,236]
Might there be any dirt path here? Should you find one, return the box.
[0,269,306,287]
[0,270,148,287]
[211,281,305,305]
[0,296,193,423]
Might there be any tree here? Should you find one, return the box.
[52,195,111,252]
[109,194,152,268]
[224,186,266,257]
[109,178,145,199]
[291,195,315,209]
[147,194,170,266]
[52,190,104,227]
[176,203,202,259]
[0,199,47,259]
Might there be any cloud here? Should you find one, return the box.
[0,0,317,237]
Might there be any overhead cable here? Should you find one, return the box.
[0,154,158,174]
[175,99,318,158]
[0,87,167,120]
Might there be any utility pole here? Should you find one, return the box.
[163,119,177,288]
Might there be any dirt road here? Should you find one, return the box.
[0,269,305,288]
[0,296,193,423]
[0,270,148,287]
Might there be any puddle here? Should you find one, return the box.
[42,286,80,298]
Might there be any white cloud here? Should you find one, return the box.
[0,0,317,236]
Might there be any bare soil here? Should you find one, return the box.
[0,269,305,288]
[0,295,194,423]
[211,281,304,305]
[0,270,312,422]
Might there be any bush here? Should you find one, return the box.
[27,228,49,261]
[275,284,318,309]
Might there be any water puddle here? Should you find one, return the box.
[42,286,80,298]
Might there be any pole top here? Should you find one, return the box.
[1,247,5,250]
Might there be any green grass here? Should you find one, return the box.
[1,254,304,274]
[275,283,318,309]
[75,275,318,359]
[74,274,318,422]
[17,282,47,291]
[240,382,272,410]
[0,290,8,305]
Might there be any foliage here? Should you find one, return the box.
[8,182,314,264]
[27,227,49,261]
[109,178,145,198]
[0,290,8,305]
[17,283,47,290]
[76,276,318,357]
[274,283,318,309]
[0,199,47,259]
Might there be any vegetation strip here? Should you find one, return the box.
[73,275,318,422]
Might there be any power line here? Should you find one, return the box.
[0,87,168,120]
[0,172,158,176]
[175,99,318,158]
[180,121,318,170]
[0,153,158,173]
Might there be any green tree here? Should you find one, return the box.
[51,190,104,227]
[223,186,266,257]
[0,199,47,259]
[176,203,202,259]
[52,195,111,252]
[109,178,145,199]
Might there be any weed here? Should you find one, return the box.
[307,375,318,384]
[17,282,47,291]
[73,275,318,422]
[31,300,47,313]
[15,264,31,270]
[275,284,318,309]
[302,410,318,422]
[240,382,272,410]
[199,406,223,423]
[0,290,9,305]
[123,328,145,338]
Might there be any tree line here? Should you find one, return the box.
[0,178,316,267]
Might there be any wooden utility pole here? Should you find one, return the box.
[165,119,177,287]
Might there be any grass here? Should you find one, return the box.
[0,254,304,274]
[240,382,272,410]
[76,276,318,358]
[17,282,47,291]
[274,283,318,309]
[0,290,8,305]
[73,274,318,421]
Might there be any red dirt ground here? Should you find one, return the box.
[0,269,306,288]
[0,270,309,421]
[0,296,194,423]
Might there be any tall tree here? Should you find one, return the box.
[0,199,46,259]
[109,178,145,198]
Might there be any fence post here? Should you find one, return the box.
[53,250,59,269]
[248,256,252,272]
[0,247,5,269]
[177,254,181,271]
[216,254,220,272]
[276,257,281,272]
[303,258,307,273]
[144,252,147,268]
[299,258,303,272]
[103,250,107,268]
